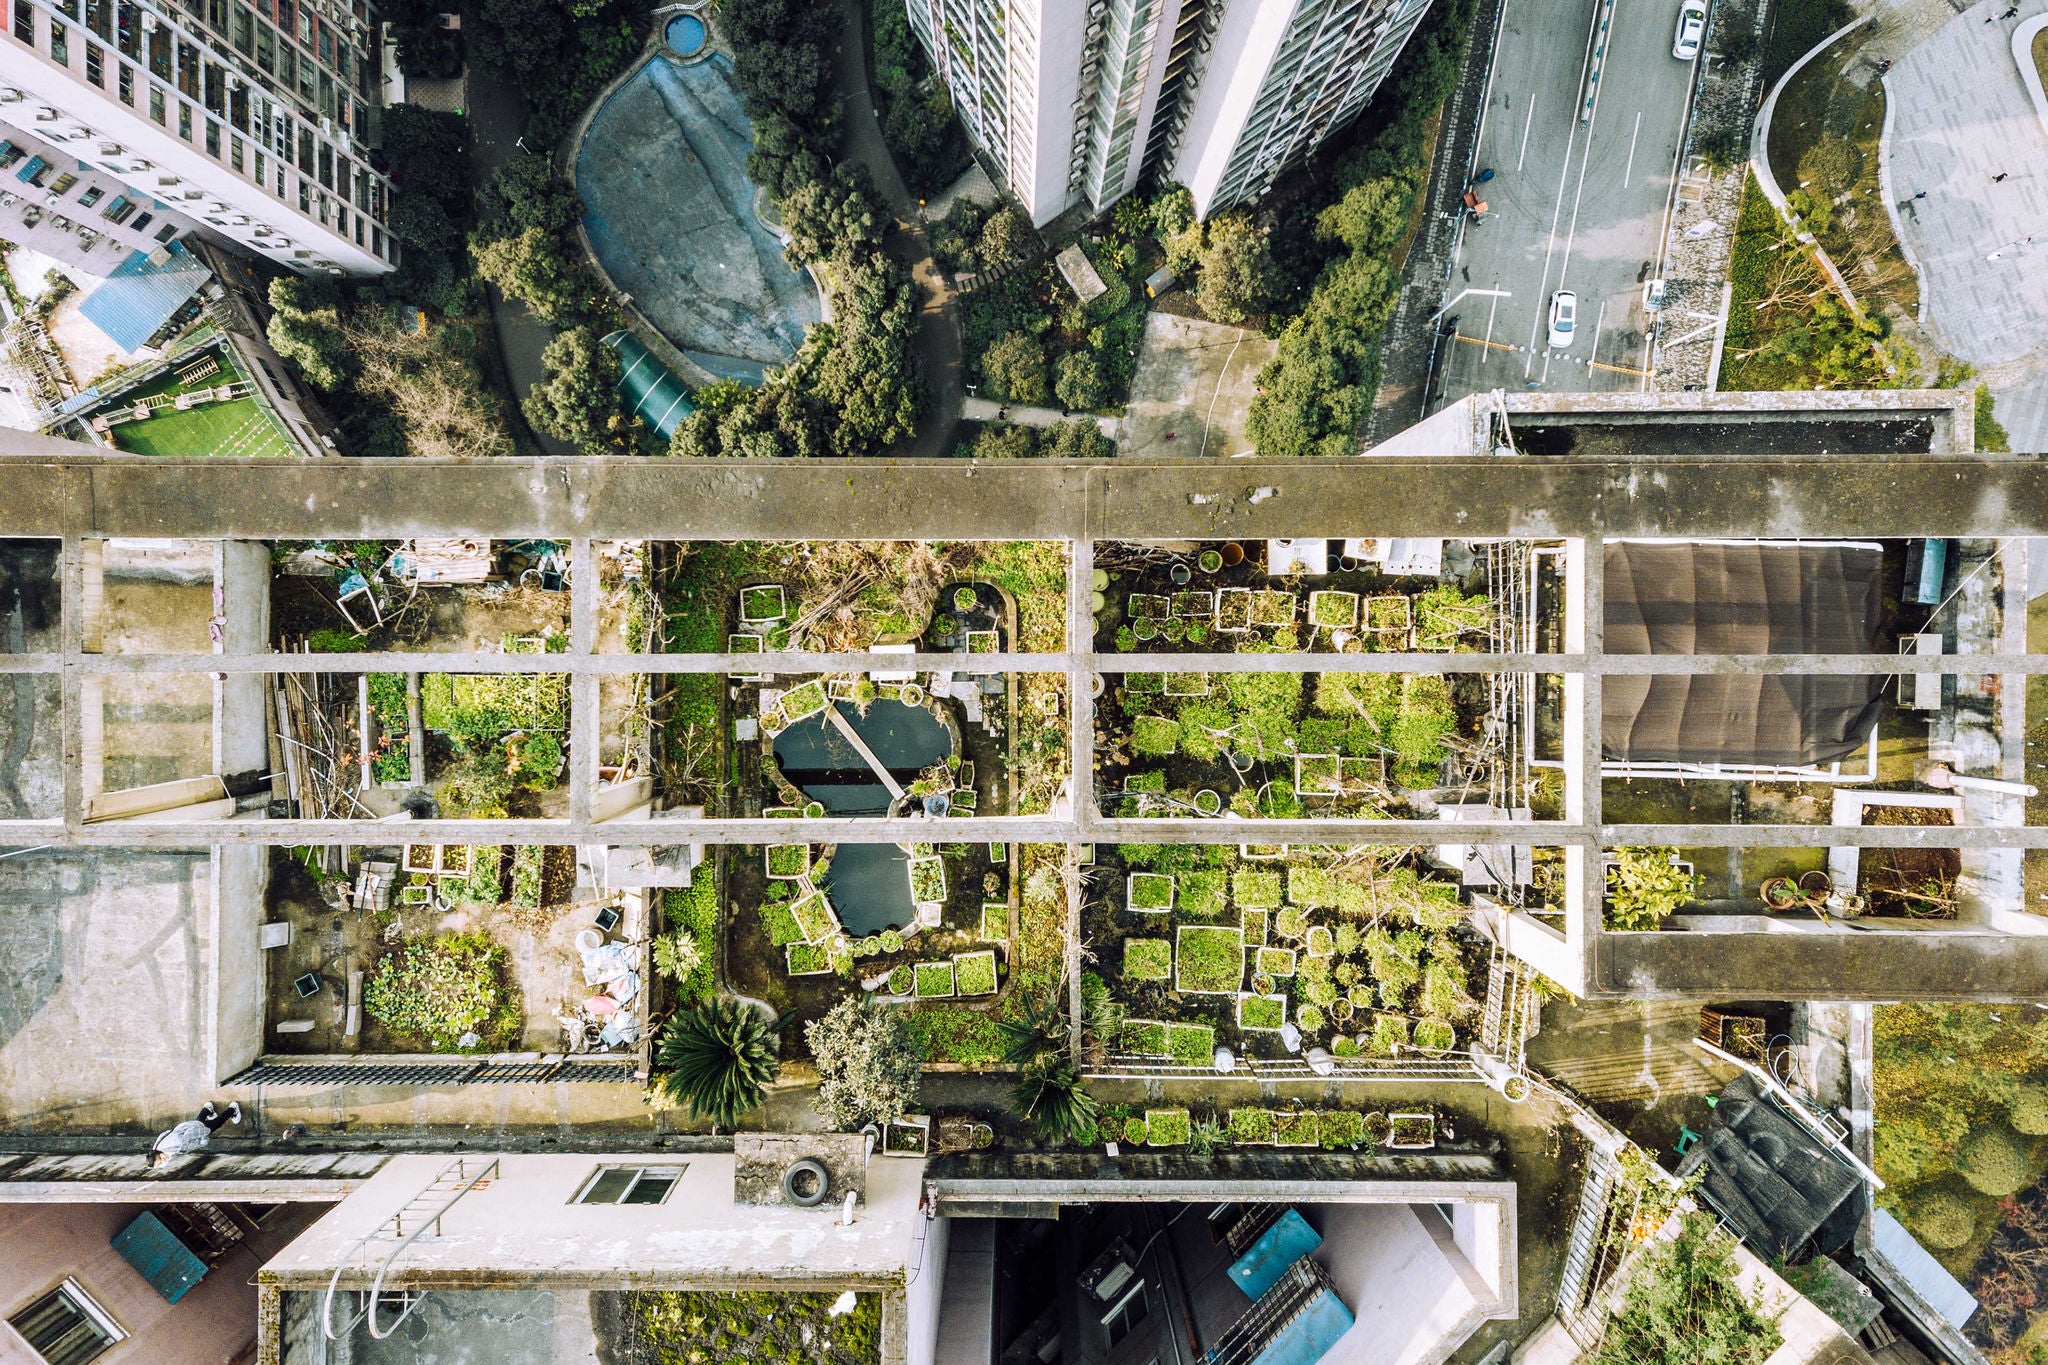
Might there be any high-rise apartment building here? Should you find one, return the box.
[904,0,1435,225]
[0,0,395,276]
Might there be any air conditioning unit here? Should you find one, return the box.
[97,142,123,157]
[0,88,21,102]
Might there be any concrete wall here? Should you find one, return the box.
[1309,1204,1483,1365]
[210,845,268,1086]
[0,1201,327,1365]
[905,1212,948,1365]
[215,541,271,781]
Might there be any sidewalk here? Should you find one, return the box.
[961,396,1117,434]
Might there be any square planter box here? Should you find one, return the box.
[1215,587,1254,632]
[1237,994,1288,1032]
[1250,591,1297,627]
[1171,590,1215,620]
[1128,593,1171,620]
[738,584,787,624]
[1293,754,1342,796]
[1126,872,1175,913]
[1307,591,1359,631]
[881,1117,930,1156]
[1386,1113,1437,1149]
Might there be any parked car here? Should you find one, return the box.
[1672,0,1707,60]
[1547,290,1577,349]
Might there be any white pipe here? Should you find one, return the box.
[842,1191,857,1226]
[1926,766,2037,798]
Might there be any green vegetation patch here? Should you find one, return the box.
[1238,994,1287,1032]
[791,891,839,944]
[1122,1019,1169,1055]
[979,902,1010,942]
[1124,937,1173,981]
[363,931,517,1051]
[1586,1214,1781,1365]
[762,893,805,947]
[780,679,829,722]
[1228,1107,1277,1144]
[787,942,832,975]
[766,843,811,879]
[1178,870,1228,920]
[1257,946,1298,978]
[909,856,948,903]
[914,960,956,998]
[626,1289,881,1365]
[1275,1111,1319,1147]
[1164,1021,1214,1068]
[953,950,999,997]
[1412,1018,1457,1052]
[1146,1109,1191,1147]
[1233,870,1283,908]
[1132,715,1182,757]
[662,878,719,1004]
[1319,1110,1366,1149]
[1127,871,1175,912]
[1174,925,1245,994]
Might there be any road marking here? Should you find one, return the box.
[1589,358,1651,377]
[1455,332,1519,353]
[1591,298,1608,369]
[1526,119,1579,377]
[1556,99,1600,289]
[1431,287,1511,322]
[1623,110,1641,189]
[1483,289,1502,350]
[1518,97,1536,174]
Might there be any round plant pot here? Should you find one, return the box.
[1760,876,1799,911]
[1193,789,1222,816]
[1198,550,1223,574]
[1170,563,1192,586]
[1220,542,1245,566]
[1500,1074,1531,1104]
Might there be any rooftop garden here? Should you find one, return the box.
[1102,667,1486,820]
[1086,844,1484,1065]
[269,538,575,654]
[610,1289,880,1365]
[1094,539,1502,656]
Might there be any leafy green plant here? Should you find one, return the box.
[1587,1213,1782,1365]
[1238,995,1286,1031]
[1146,1109,1191,1146]
[1369,1013,1410,1056]
[1233,870,1282,908]
[766,843,811,879]
[1320,1110,1365,1149]
[787,942,832,974]
[806,998,923,1129]
[1957,1126,2032,1197]
[1901,1188,1976,1249]
[1127,872,1175,912]
[1174,926,1244,994]
[654,999,782,1130]
[1412,1018,1456,1052]
[652,930,703,983]
[954,950,1000,996]
[914,961,956,998]
[887,965,914,994]
[1165,1022,1214,1068]
[1132,715,1181,756]
[1275,1111,1319,1146]
[1012,1056,1099,1144]
[1605,847,1701,930]
[510,844,545,909]
[1228,1107,1276,1144]
[363,932,517,1051]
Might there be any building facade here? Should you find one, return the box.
[0,0,395,276]
[903,0,1436,225]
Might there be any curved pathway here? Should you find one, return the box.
[1882,0,2048,447]
[829,0,964,457]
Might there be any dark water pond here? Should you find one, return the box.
[772,700,951,816]
[823,843,916,935]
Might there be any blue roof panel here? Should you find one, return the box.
[112,1211,209,1304]
[1873,1208,1977,1327]
[1230,1210,1324,1301]
[79,240,211,352]
[1247,1286,1354,1365]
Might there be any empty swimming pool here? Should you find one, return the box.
[772,700,952,816]
[575,51,822,382]
[665,12,706,55]
[822,843,917,936]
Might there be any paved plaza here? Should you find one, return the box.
[1884,0,2048,446]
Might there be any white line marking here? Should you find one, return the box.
[1483,289,1502,350]
[1590,297,1608,373]
[1526,119,1578,376]
[1518,97,1536,174]
[1623,110,1642,189]
[1556,97,1600,288]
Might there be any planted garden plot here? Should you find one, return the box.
[1125,938,1172,981]
[909,856,948,904]
[1127,872,1175,912]
[953,949,999,996]
[1307,591,1359,631]
[1238,995,1287,1031]
[1145,1109,1191,1146]
[979,903,1009,942]
[766,844,810,879]
[1174,926,1244,994]
[914,960,956,998]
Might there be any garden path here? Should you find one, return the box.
[1881,0,2048,446]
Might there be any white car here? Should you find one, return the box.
[1547,290,1577,349]
[1672,0,1706,60]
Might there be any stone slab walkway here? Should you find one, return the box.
[1885,0,2048,444]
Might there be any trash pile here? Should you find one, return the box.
[567,926,641,1051]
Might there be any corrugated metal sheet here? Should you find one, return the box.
[1248,1286,1354,1365]
[604,330,695,440]
[1230,1208,1323,1301]
[1872,1208,1978,1328]
[79,241,211,353]
[112,1211,209,1303]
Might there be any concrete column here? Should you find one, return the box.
[211,842,268,1084]
[570,539,597,824]
[217,540,273,782]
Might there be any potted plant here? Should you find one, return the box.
[1197,549,1223,574]
[954,587,977,612]
[1193,789,1223,816]
[1170,563,1192,586]
[1253,972,1276,996]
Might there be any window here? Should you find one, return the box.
[9,1280,126,1364]
[102,195,134,223]
[49,173,76,195]
[205,119,219,157]
[78,186,102,207]
[85,41,102,85]
[12,1,32,43]
[129,210,150,230]
[50,22,68,66]
[178,101,192,140]
[149,85,164,124]
[572,1165,686,1205]
[1102,1286,1150,1348]
[117,60,131,103]
[153,223,175,242]
[230,135,243,171]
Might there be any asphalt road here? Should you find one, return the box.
[1434,0,1701,399]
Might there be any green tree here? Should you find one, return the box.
[1151,185,1195,239]
[1194,212,1278,323]
[804,998,923,1130]
[746,110,829,200]
[1589,1214,1781,1365]
[968,422,1039,458]
[1957,1126,2032,1197]
[523,326,625,453]
[265,276,350,391]
[1040,418,1114,459]
[655,998,782,1129]
[1054,349,1108,412]
[471,226,596,326]
[1603,846,1701,930]
[976,205,1036,272]
[1902,1189,1976,1249]
[980,331,1048,404]
[781,164,884,264]
[1012,1055,1099,1144]
[483,157,586,235]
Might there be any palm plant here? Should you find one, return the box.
[655,998,782,1130]
[1011,1055,1099,1145]
[995,989,1067,1065]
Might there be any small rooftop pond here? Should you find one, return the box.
[575,47,822,381]
[771,699,953,816]
[821,843,917,936]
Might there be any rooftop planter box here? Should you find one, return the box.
[1387,1113,1436,1149]
[1294,753,1342,796]
[1124,938,1172,981]
[1127,872,1175,913]
[1174,925,1244,995]
[1164,1022,1214,1068]
[1414,586,1491,651]
[1228,1107,1276,1144]
[1319,1110,1366,1150]
[1241,908,1269,944]
[913,960,956,998]
[1216,588,1254,632]
[765,843,810,879]
[1178,870,1227,920]
[786,942,832,975]
[881,1117,929,1156]
[979,902,1009,942]
[1237,994,1287,1032]
[966,630,1000,653]
[1233,870,1282,909]
[1256,946,1297,978]
[1365,595,1412,636]
[1412,1019,1457,1052]
[739,584,787,623]
[1171,590,1214,620]
[953,949,1000,996]
[790,891,839,944]
[779,679,828,723]
[1128,593,1171,620]
[1162,672,1211,697]
[1145,1109,1191,1147]
[1121,1019,1169,1055]
[1132,716,1182,757]
[403,844,439,875]
[1307,591,1359,631]
[1286,866,1340,909]
[728,633,764,654]
[1250,591,1296,627]
[909,856,948,904]
[1275,1111,1319,1148]
[1305,925,1335,958]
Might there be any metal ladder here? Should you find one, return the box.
[322,1156,499,1341]
[1555,1146,1623,1346]
[1479,944,1535,1063]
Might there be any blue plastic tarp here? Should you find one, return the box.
[1247,1285,1354,1365]
[1872,1208,1977,1327]
[112,1211,209,1304]
[1230,1209,1324,1301]
[79,240,212,353]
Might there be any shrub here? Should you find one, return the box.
[1903,1190,1977,1249]
[1179,870,1227,919]
[981,331,1049,404]
[805,998,923,1129]
[1147,1109,1191,1147]
[655,999,782,1129]
[1132,715,1182,756]
[2012,1084,2048,1135]
[786,942,831,974]
[1320,1110,1365,1148]
[652,930,703,983]
[1957,1127,2033,1197]
[1124,938,1172,981]
[363,932,514,1051]
[762,898,805,947]
[1605,847,1701,930]
[1588,1213,1782,1365]
[1233,870,1282,908]
[1369,1014,1409,1056]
